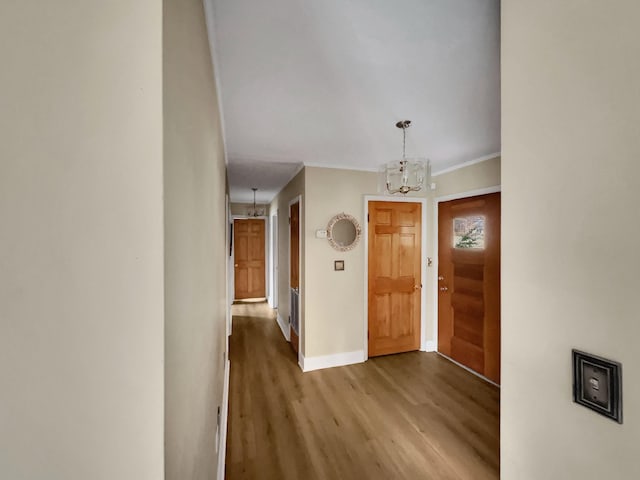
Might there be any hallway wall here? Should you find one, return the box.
[269,168,305,353]
[502,1,640,478]
[0,1,164,478]
[164,0,228,478]
[304,167,377,358]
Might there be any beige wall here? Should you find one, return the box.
[163,0,227,479]
[502,2,639,478]
[0,2,164,479]
[270,168,305,352]
[432,157,501,198]
[230,202,268,216]
[304,167,378,357]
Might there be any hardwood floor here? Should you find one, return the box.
[226,302,500,480]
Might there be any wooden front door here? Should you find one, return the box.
[289,201,300,353]
[368,201,422,357]
[234,219,266,299]
[438,192,500,384]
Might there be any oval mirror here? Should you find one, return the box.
[327,213,361,251]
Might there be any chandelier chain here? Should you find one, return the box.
[402,125,406,161]
[385,119,429,195]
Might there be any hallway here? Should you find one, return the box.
[226,302,500,480]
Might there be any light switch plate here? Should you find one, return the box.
[572,349,622,423]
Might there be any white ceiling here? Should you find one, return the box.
[208,0,500,203]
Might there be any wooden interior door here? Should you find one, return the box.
[234,219,266,299]
[368,201,422,357]
[289,202,300,353]
[438,192,500,383]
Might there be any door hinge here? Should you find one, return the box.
[288,315,291,324]
[367,213,370,222]
[288,217,291,225]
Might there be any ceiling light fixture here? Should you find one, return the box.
[247,187,265,217]
[384,120,430,195]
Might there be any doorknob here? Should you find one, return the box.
[234,264,238,267]
[439,286,448,292]
[414,284,422,290]
[438,275,444,281]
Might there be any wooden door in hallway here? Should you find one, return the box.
[438,192,501,384]
[289,201,300,353]
[234,219,266,299]
[368,201,422,357]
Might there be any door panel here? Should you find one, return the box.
[438,192,500,383]
[234,219,266,299]
[368,201,421,357]
[290,203,299,290]
[289,201,300,353]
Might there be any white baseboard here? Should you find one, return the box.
[437,352,500,388]
[299,350,366,372]
[423,340,437,352]
[217,359,230,480]
[276,313,290,341]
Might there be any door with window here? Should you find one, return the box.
[234,218,266,299]
[438,192,500,383]
[368,201,422,357]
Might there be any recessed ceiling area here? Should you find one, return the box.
[208,0,500,202]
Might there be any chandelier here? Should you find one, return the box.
[247,187,265,217]
[384,120,430,195]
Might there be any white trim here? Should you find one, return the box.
[363,195,428,359]
[299,350,366,372]
[304,153,501,177]
[303,162,379,173]
[432,153,501,177]
[276,313,290,341]
[216,358,231,480]
[227,200,233,336]
[288,163,305,188]
[424,340,437,352]
[269,212,278,309]
[437,353,500,388]
[202,0,229,166]
[434,185,502,204]
[432,185,501,351]
[288,195,303,365]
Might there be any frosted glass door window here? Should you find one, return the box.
[453,216,485,249]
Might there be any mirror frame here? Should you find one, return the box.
[327,213,362,252]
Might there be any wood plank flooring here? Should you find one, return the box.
[226,301,500,480]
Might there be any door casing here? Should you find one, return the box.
[363,195,427,359]
[287,195,302,365]
[269,212,278,309]
[433,185,501,384]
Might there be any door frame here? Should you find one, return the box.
[268,211,278,309]
[287,195,302,363]
[363,195,427,359]
[432,185,501,365]
[231,215,269,302]
[227,200,234,335]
